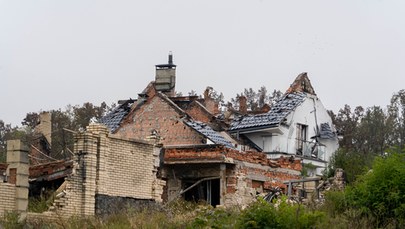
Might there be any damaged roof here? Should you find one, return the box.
[229,92,307,131]
[185,120,234,148]
[99,99,135,132]
[319,123,336,139]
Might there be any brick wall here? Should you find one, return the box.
[184,101,213,123]
[164,145,301,207]
[0,183,16,215]
[53,124,165,217]
[117,96,205,146]
[97,135,163,200]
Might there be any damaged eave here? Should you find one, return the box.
[230,125,283,135]
[29,160,74,182]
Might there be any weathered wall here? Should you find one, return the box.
[53,124,165,217]
[184,101,212,123]
[97,134,165,200]
[164,146,301,207]
[0,140,29,219]
[117,96,205,146]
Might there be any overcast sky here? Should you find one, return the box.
[1,0,404,126]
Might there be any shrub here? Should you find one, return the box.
[237,197,325,229]
[345,152,405,228]
[190,205,239,229]
[321,190,347,217]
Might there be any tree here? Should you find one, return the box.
[72,102,107,129]
[333,105,364,151]
[204,86,224,105]
[230,86,282,112]
[327,149,373,183]
[346,149,405,228]
[388,89,405,150]
[21,112,40,129]
[355,106,392,155]
[0,120,32,162]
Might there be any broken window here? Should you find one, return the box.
[183,179,220,206]
[296,124,308,155]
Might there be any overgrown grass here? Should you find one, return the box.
[4,183,404,229]
[28,195,54,213]
[6,198,328,228]
[0,211,25,229]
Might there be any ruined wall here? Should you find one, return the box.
[0,140,29,218]
[97,134,165,200]
[224,161,301,207]
[184,101,212,123]
[164,146,301,207]
[53,124,165,217]
[117,96,205,146]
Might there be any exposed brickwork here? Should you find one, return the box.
[116,96,205,146]
[286,72,316,95]
[184,101,213,123]
[164,145,302,207]
[51,124,165,217]
[164,145,301,171]
[203,98,219,115]
[0,183,16,215]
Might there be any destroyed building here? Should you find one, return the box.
[32,54,337,217]
[98,54,302,208]
[230,73,339,176]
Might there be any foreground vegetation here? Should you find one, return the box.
[1,150,404,228]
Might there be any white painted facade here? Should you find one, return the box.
[241,94,339,175]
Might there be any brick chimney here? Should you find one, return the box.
[203,87,220,115]
[155,52,177,97]
[239,96,247,114]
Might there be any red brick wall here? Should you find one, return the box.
[164,145,302,194]
[185,102,212,123]
[204,99,219,115]
[116,96,205,146]
[164,146,301,171]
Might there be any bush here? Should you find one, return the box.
[190,205,239,229]
[237,197,325,229]
[345,152,405,228]
[321,190,347,217]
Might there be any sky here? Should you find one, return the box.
[1,0,404,126]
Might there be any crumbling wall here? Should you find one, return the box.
[224,161,301,207]
[0,140,29,218]
[52,124,165,217]
[164,145,301,207]
[96,134,165,201]
[184,101,213,123]
[117,96,205,146]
